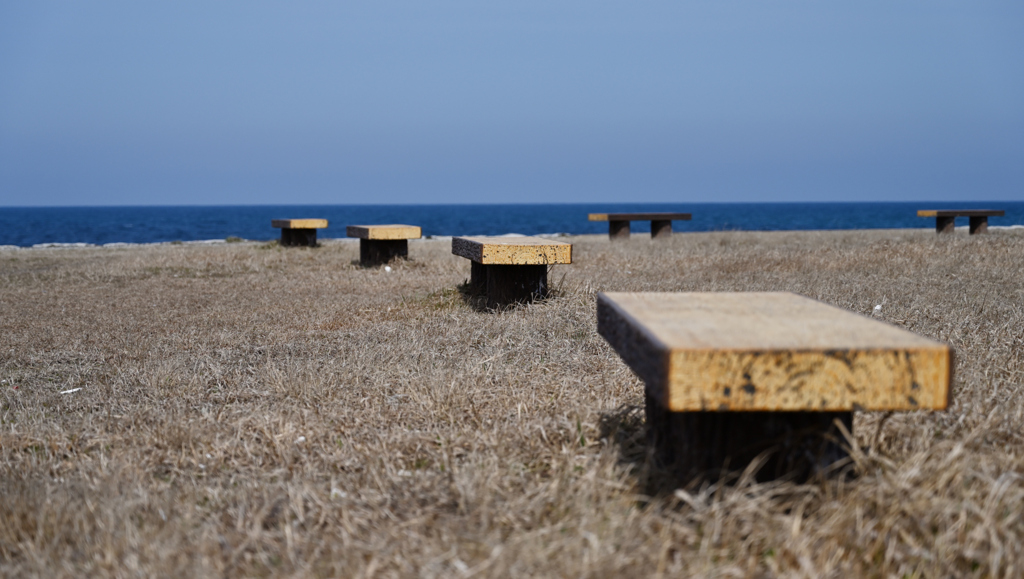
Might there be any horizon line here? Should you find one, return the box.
[2,200,1021,210]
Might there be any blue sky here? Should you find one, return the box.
[1,1,1022,206]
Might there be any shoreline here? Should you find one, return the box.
[2,224,1022,250]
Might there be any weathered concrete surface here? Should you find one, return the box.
[346,225,421,240]
[272,219,328,230]
[597,291,952,412]
[452,236,572,265]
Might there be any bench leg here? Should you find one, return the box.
[969,216,989,235]
[651,220,672,239]
[469,261,487,296]
[645,391,851,482]
[609,220,630,240]
[935,216,956,234]
[485,264,547,308]
[281,228,318,247]
[360,239,408,266]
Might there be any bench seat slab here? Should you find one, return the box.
[597,292,952,412]
[272,219,328,230]
[452,236,572,265]
[346,224,422,240]
[588,213,693,221]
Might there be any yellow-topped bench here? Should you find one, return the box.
[917,209,1004,234]
[272,219,328,247]
[346,224,422,266]
[588,212,692,240]
[452,236,572,308]
[597,291,952,481]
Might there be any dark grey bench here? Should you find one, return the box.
[917,209,1004,234]
[588,212,692,240]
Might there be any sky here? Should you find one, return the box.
[1,1,1022,206]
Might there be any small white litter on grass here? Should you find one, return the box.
[60,388,82,394]
[384,266,392,272]
[873,304,882,314]
[295,436,306,444]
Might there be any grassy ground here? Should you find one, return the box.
[1,229,1023,577]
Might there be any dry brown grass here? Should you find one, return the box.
[1,229,1023,577]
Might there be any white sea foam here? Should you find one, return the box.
[953,225,1024,231]
[31,242,95,248]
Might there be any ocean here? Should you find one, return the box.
[1,202,1022,247]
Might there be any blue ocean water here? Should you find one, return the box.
[1,202,1022,247]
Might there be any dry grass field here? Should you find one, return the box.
[2,229,1023,577]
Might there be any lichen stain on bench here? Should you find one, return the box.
[451,236,572,265]
[663,348,950,412]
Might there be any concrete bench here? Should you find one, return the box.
[597,291,952,481]
[346,224,422,266]
[452,236,572,308]
[272,219,328,247]
[917,209,1004,234]
[588,212,692,240]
